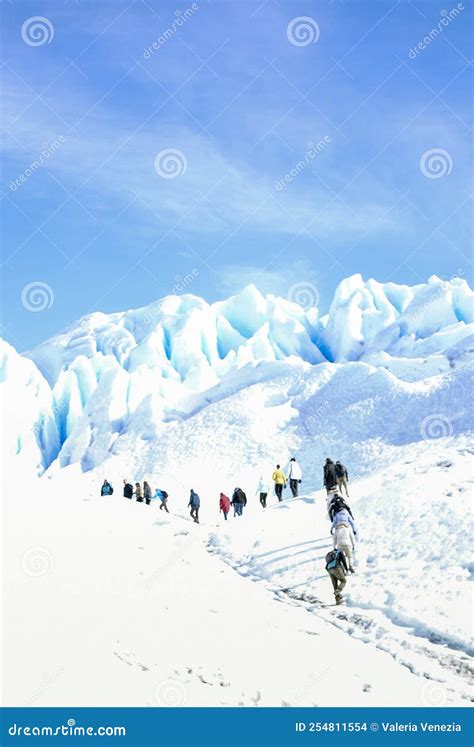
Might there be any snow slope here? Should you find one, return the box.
[3,457,471,707]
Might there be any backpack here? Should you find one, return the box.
[325,550,341,571]
[335,463,345,478]
[234,488,245,503]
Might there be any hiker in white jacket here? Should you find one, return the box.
[333,521,356,574]
[287,457,302,497]
[256,477,269,509]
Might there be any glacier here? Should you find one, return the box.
[1,273,472,474]
[2,272,473,708]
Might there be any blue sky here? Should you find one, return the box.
[1,0,472,350]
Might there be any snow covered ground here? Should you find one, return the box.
[1,275,473,708]
[3,446,471,708]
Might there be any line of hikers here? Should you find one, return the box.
[99,457,308,521]
[323,458,356,606]
[101,457,357,605]
[100,479,170,511]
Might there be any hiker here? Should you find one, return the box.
[333,521,356,574]
[143,481,153,505]
[231,487,247,517]
[123,479,133,499]
[325,548,349,605]
[335,461,349,497]
[154,489,170,512]
[323,458,337,493]
[255,476,269,508]
[219,492,231,520]
[134,482,143,503]
[326,485,338,512]
[101,479,114,496]
[331,506,357,538]
[328,492,355,522]
[272,464,287,502]
[287,457,302,497]
[189,489,200,523]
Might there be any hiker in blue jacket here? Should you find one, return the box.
[331,507,357,537]
[101,479,114,496]
[188,489,200,523]
[154,488,170,513]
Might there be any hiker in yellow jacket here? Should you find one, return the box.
[272,464,287,502]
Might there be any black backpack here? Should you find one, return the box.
[234,488,245,503]
[330,497,345,519]
[335,463,346,478]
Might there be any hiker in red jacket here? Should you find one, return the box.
[219,493,231,520]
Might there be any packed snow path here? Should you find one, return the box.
[4,452,472,708]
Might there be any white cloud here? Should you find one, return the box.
[2,77,401,243]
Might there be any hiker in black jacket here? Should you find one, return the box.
[231,487,247,517]
[323,458,337,493]
[335,461,349,497]
[123,479,133,499]
[328,493,355,522]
